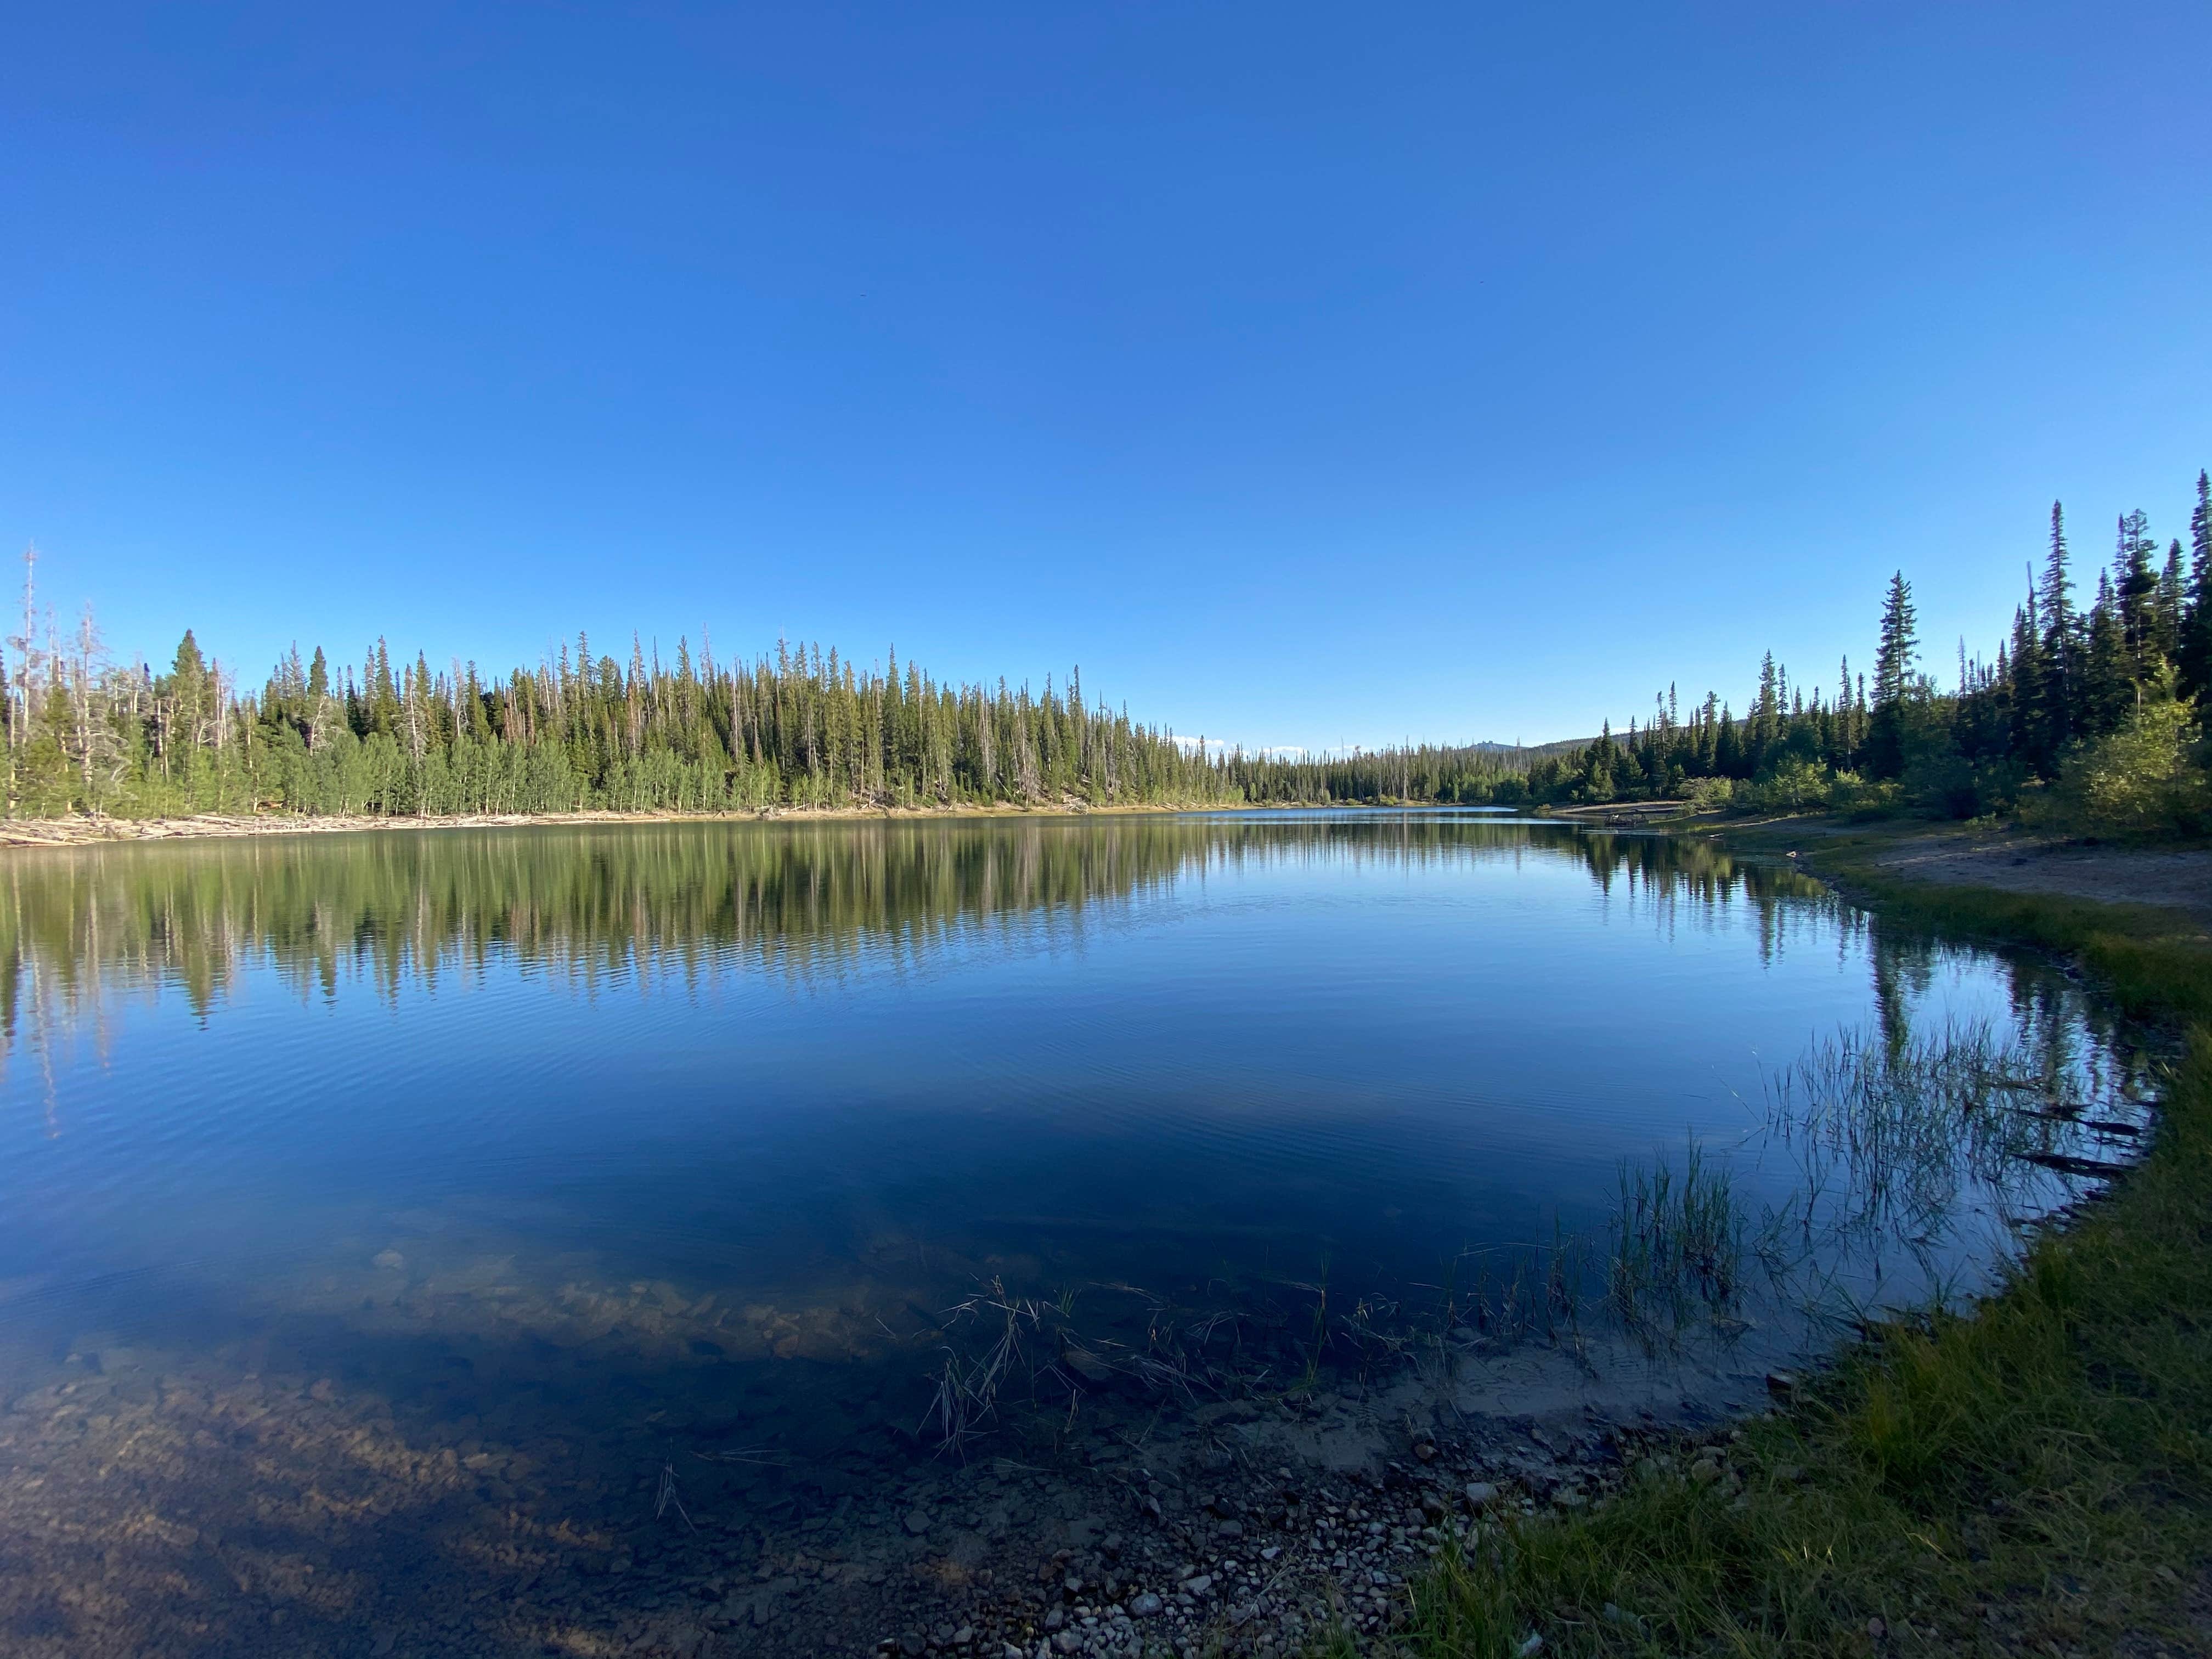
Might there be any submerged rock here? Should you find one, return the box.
[1060,1345,1116,1385]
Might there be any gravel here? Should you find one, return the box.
[0,1314,1763,1658]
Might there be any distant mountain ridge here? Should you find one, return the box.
[1463,737,1602,758]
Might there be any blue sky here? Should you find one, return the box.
[3,4,2207,751]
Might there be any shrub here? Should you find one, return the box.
[1684,776,1735,811]
[2029,684,2211,839]
[1751,755,1831,811]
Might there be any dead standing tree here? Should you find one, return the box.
[60,605,127,815]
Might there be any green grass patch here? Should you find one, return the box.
[1378,830,2212,1657]
[1606,1137,1743,1333]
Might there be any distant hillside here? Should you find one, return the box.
[1465,737,1601,759]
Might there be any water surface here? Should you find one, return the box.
[0,812,2151,1651]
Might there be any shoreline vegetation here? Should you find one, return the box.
[1363,819,2212,1659]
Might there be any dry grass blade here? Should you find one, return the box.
[653,1461,695,1531]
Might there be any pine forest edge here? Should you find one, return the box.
[2,470,2207,832]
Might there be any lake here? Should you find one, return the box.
[0,812,2149,1657]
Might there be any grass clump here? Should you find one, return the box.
[1606,1138,1742,1332]
[1382,850,2212,1657]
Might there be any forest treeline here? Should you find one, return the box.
[0,614,1246,816]
[1230,470,2212,834]
[2,470,2207,830]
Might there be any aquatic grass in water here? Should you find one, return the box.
[910,1017,2150,1454]
[1765,1018,2147,1250]
[1384,858,2212,1659]
[922,1280,1060,1454]
[920,1278,1244,1452]
[1606,1137,1743,1333]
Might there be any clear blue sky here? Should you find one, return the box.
[4,4,2208,752]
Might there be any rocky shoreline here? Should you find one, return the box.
[765,1397,1725,1659]
[0,1312,1760,1659]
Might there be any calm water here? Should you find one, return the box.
[0,813,2146,1538]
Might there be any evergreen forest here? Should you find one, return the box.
[1235,470,2212,833]
[3,470,2207,835]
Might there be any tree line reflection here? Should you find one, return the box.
[0,814,2114,1062]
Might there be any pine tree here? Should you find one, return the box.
[2114,508,2160,679]
[1865,572,1917,779]
[369,639,400,737]
[2155,539,2185,667]
[2081,573,2130,738]
[2039,502,2075,748]
[2009,589,2046,769]
[2183,471,2212,699]
[164,629,211,773]
[1834,656,1855,766]
[1751,652,1779,768]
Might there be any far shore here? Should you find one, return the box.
[0,797,1435,849]
[18,803,2211,929]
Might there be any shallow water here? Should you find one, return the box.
[0,812,2153,1654]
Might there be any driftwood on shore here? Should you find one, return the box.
[1540,799,1690,827]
